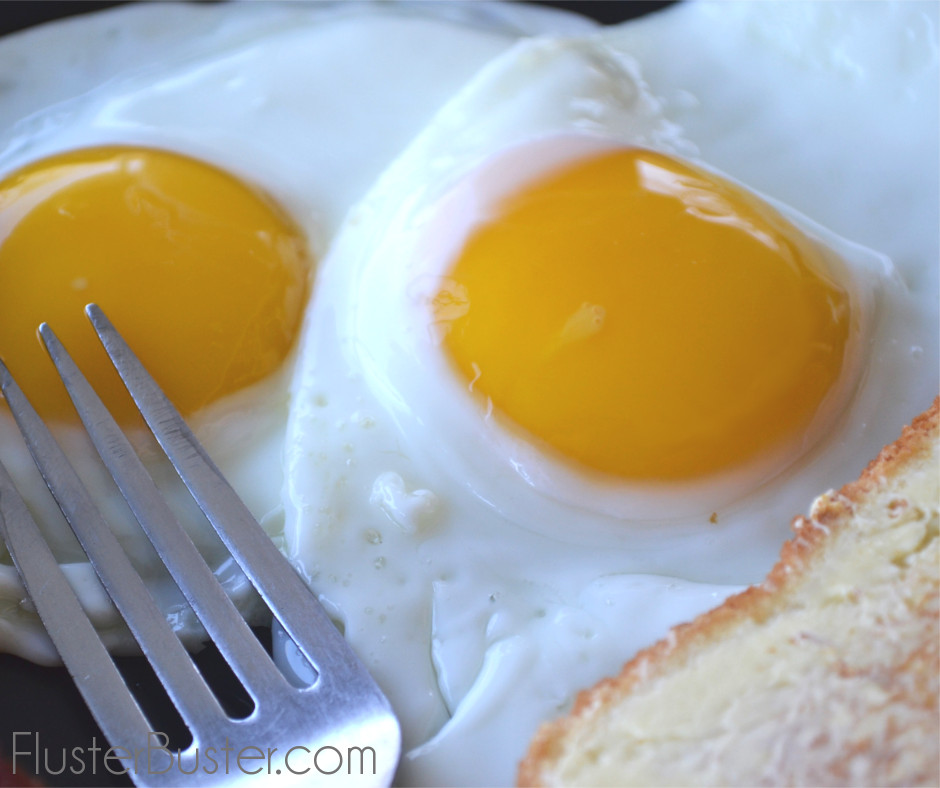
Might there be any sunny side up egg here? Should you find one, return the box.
[0,3,936,788]
[0,2,588,658]
[281,2,938,786]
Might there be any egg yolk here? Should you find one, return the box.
[0,146,310,424]
[435,148,852,481]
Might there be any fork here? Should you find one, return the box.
[0,304,400,787]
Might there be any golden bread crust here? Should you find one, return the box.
[519,398,940,787]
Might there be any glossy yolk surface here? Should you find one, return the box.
[435,148,852,480]
[0,146,310,424]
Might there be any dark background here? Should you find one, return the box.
[0,2,676,786]
[0,1,676,37]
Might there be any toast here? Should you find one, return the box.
[519,398,940,787]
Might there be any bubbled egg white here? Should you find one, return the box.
[283,3,938,786]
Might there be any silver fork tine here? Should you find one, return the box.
[85,304,359,689]
[0,461,166,770]
[0,359,222,734]
[38,323,284,701]
[1,308,401,785]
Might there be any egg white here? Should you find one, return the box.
[351,131,897,529]
[283,3,938,785]
[0,4,935,788]
[0,1,573,661]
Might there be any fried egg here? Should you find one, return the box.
[281,3,938,785]
[0,1,584,660]
[0,3,936,788]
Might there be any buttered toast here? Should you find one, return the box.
[519,399,940,787]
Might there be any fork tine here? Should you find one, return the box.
[38,323,286,700]
[0,460,164,766]
[85,304,362,688]
[2,311,401,786]
[0,359,222,733]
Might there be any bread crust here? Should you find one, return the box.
[519,397,940,787]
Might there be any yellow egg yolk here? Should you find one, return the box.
[435,148,852,481]
[0,146,310,424]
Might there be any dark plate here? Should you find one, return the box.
[0,2,674,786]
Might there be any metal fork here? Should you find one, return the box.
[0,304,400,786]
